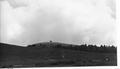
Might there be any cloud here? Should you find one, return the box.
[0,0,116,46]
[106,0,116,19]
[0,0,27,8]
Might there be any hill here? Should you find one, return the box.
[0,42,117,68]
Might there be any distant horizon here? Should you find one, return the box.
[0,41,117,47]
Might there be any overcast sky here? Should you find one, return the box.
[0,0,116,46]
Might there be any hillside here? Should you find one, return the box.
[0,42,117,68]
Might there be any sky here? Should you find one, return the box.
[0,0,116,46]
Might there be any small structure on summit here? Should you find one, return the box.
[49,40,52,43]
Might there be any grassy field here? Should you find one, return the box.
[0,43,117,68]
